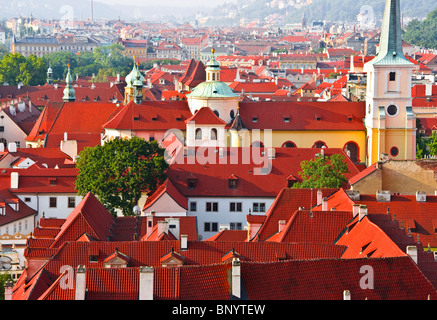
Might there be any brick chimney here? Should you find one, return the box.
[4,280,13,300]
[75,265,86,300]
[139,266,154,300]
[231,258,241,300]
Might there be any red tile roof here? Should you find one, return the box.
[102,100,192,131]
[237,101,365,131]
[241,257,437,300]
[49,192,115,248]
[267,209,353,244]
[253,188,339,242]
[0,166,78,194]
[0,188,37,227]
[168,148,358,198]
[143,179,188,211]
[185,107,226,125]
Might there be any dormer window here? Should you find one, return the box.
[315,114,321,121]
[187,174,197,189]
[104,248,129,268]
[49,178,56,186]
[228,174,238,189]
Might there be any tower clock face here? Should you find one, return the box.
[386,104,398,116]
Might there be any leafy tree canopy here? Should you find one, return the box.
[0,53,47,86]
[404,7,437,49]
[75,137,168,216]
[292,153,349,189]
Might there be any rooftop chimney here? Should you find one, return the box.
[139,266,154,300]
[146,211,155,238]
[8,142,17,153]
[4,280,13,300]
[322,197,328,211]
[317,189,323,206]
[75,265,86,300]
[180,234,188,251]
[232,258,241,299]
[345,190,360,201]
[416,191,426,202]
[358,205,368,221]
[352,204,360,218]
[406,246,418,264]
[376,190,391,202]
[10,172,19,189]
[343,290,351,300]
[157,220,169,236]
[278,220,287,233]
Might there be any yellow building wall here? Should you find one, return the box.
[226,130,366,163]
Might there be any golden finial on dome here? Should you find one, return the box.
[211,48,215,54]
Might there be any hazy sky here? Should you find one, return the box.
[94,0,237,7]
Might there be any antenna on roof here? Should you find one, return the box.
[310,188,313,216]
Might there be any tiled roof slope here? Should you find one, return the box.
[49,192,115,248]
[253,188,338,242]
[168,148,358,198]
[241,257,437,300]
[314,189,437,248]
[267,210,353,244]
[102,100,192,131]
[237,101,365,131]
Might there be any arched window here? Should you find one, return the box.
[195,128,202,140]
[344,141,359,163]
[251,141,264,148]
[282,141,297,148]
[213,110,220,118]
[230,109,235,119]
[211,128,217,140]
[312,141,327,148]
[389,72,396,81]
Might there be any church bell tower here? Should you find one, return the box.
[363,0,416,165]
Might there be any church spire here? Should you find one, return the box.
[369,0,411,65]
[63,64,76,102]
[47,61,53,85]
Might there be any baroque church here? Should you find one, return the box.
[68,0,415,168]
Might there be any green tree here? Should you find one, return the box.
[19,55,48,86]
[75,137,168,216]
[404,8,437,49]
[0,273,13,300]
[0,53,26,85]
[292,153,349,188]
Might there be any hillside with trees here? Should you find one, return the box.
[404,7,437,49]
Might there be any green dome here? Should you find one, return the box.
[125,63,144,88]
[187,81,239,98]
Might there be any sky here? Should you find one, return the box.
[94,0,238,7]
